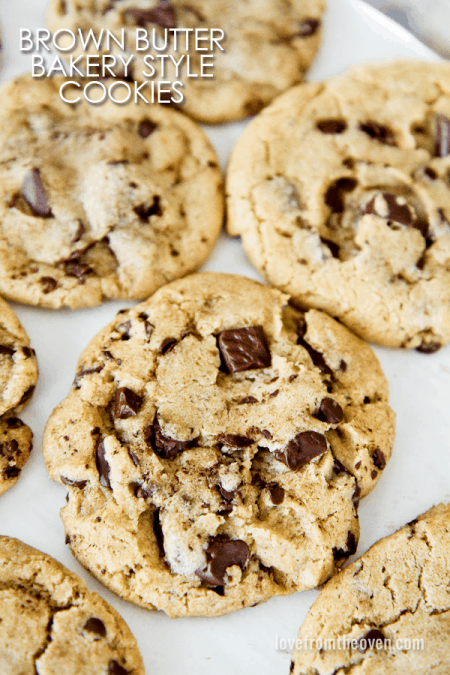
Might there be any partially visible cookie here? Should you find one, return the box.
[227,59,450,350]
[0,536,144,675]
[0,73,223,309]
[0,296,37,496]
[291,503,450,675]
[46,0,326,124]
[43,273,394,618]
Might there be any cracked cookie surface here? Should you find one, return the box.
[43,273,394,618]
[291,503,450,675]
[0,536,144,675]
[46,0,326,124]
[227,59,450,350]
[0,73,223,309]
[0,296,37,496]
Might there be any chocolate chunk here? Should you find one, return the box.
[60,476,88,489]
[330,458,348,479]
[297,19,321,36]
[153,508,165,558]
[436,114,450,158]
[372,448,386,470]
[317,119,347,134]
[339,359,347,372]
[325,178,357,213]
[239,396,258,405]
[73,221,85,243]
[4,466,20,479]
[149,416,197,460]
[318,397,344,424]
[320,237,340,258]
[19,385,35,406]
[217,434,254,450]
[134,197,162,221]
[6,418,24,429]
[276,431,327,471]
[84,617,106,637]
[353,484,361,507]
[114,387,143,419]
[125,1,176,29]
[297,335,333,376]
[359,122,396,146]
[95,439,111,489]
[138,118,157,138]
[128,449,141,468]
[160,337,177,354]
[357,629,386,654]
[217,326,271,374]
[196,536,250,587]
[424,167,437,180]
[40,276,58,293]
[365,193,413,226]
[218,485,237,501]
[0,440,19,458]
[21,168,53,218]
[371,469,378,480]
[0,345,14,356]
[416,341,441,354]
[267,483,285,505]
[65,260,93,279]
[21,346,33,358]
[261,429,272,439]
[333,531,357,560]
[76,364,103,379]
[108,662,129,675]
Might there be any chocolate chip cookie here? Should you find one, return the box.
[0,296,37,496]
[227,59,450,350]
[0,536,144,675]
[0,73,223,309]
[43,273,395,617]
[46,0,326,124]
[291,503,450,675]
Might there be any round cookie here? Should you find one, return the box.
[46,0,326,124]
[0,536,144,675]
[291,503,450,675]
[0,73,223,309]
[43,273,395,618]
[0,296,38,496]
[227,59,450,350]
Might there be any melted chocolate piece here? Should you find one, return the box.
[318,397,344,424]
[365,193,412,226]
[134,197,162,221]
[217,434,254,450]
[317,119,347,134]
[64,260,93,279]
[84,617,106,637]
[95,439,111,489]
[196,536,250,586]
[108,662,129,675]
[267,483,285,505]
[372,448,386,471]
[217,326,271,374]
[436,114,450,158]
[40,276,58,293]
[276,431,327,471]
[60,476,88,489]
[0,345,14,356]
[325,178,357,213]
[138,119,157,138]
[297,19,321,36]
[333,531,357,560]
[125,1,176,29]
[359,122,396,146]
[114,387,143,419]
[358,629,386,654]
[149,417,198,460]
[297,335,333,376]
[160,337,178,354]
[20,168,53,218]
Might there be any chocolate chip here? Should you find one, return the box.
[134,197,162,221]
[217,434,254,450]
[108,661,129,675]
[416,341,441,354]
[372,449,386,470]
[218,485,237,501]
[297,335,333,376]
[108,159,129,166]
[4,466,20,479]
[125,1,176,29]
[65,260,93,279]
[116,320,132,340]
[0,440,19,458]
[261,429,272,439]
[244,99,265,117]
[114,388,142,419]
[84,617,106,637]
[318,397,344,424]
[276,431,327,471]
[357,629,386,654]
[0,345,14,356]
[160,337,177,354]
[360,122,395,146]
[22,347,33,360]
[60,476,88,489]
[20,168,53,218]
[353,484,361,507]
[73,221,85,243]
[266,483,285,505]
[325,178,357,213]
[19,385,35,406]
[436,114,450,157]
[251,472,265,489]
[196,536,250,587]
[40,276,57,293]
[365,193,413,226]
[330,458,348,478]
[153,508,165,558]
[76,364,103,379]
[339,359,347,372]
[317,119,347,134]
[6,418,24,429]
[217,326,271,374]
[297,19,320,36]
[138,118,157,138]
[269,389,279,398]
[333,531,357,560]
[371,469,378,480]
[424,167,437,180]
[149,416,198,460]
[320,237,340,258]
[95,439,111,489]
[239,396,258,405]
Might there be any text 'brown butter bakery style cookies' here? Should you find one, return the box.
[43,273,395,618]
[291,503,450,675]
[46,0,326,124]
[0,297,38,496]
[0,73,223,309]
[0,536,144,675]
[227,59,450,350]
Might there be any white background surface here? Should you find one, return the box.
[0,1,449,673]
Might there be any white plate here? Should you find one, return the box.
[0,2,448,674]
